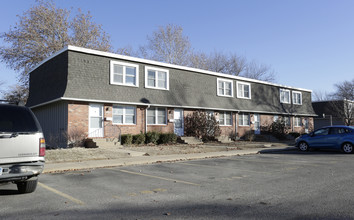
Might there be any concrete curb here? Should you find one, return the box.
[43,146,296,173]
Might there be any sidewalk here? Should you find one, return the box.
[43,145,297,173]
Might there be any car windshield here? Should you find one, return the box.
[0,106,39,132]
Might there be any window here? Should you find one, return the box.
[237,82,251,99]
[110,61,139,87]
[273,115,279,122]
[239,113,250,126]
[292,91,302,105]
[112,106,136,124]
[145,66,169,90]
[314,128,329,136]
[219,112,232,126]
[280,89,291,104]
[147,107,167,125]
[284,116,291,127]
[217,78,233,97]
[294,117,301,127]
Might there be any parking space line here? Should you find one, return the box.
[38,182,85,205]
[118,169,200,186]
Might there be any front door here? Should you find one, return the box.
[89,103,104,137]
[254,114,261,135]
[304,118,309,133]
[174,109,184,136]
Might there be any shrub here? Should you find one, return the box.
[158,133,177,144]
[271,120,288,140]
[63,127,86,148]
[146,131,160,144]
[133,133,146,145]
[121,134,133,145]
[243,130,255,141]
[185,111,220,140]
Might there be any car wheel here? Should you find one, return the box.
[342,143,353,154]
[17,178,38,194]
[299,142,309,152]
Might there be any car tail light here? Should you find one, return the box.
[39,138,46,156]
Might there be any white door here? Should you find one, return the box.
[254,114,261,135]
[89,103,104,137]
[304,118,309,133]
[174,109,184,136]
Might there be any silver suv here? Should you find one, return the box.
[0,103,45,193]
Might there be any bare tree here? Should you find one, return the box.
[312,90,331,102]
[189,51,247,76]
[329,79,354,125]
[2,84,29,105]
[243,60,276,82]
[140,24,192,66]
[70,9,112,52]
[0,0,112,86]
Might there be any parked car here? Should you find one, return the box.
[295,126,354,153]
[0,103,45,193]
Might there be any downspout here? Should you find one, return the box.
[145,105,150,134]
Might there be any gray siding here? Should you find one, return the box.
[32,101,68,148]
[26,52,68,107]
[64,51,315,116]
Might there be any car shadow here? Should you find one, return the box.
[0,189,20,196]
[259,147,346,155]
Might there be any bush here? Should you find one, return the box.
[146,131,160,144]
[243,130,255,141]
[271,120,288,140]
[63,127,86,147]
[158,133,177,144]
[133,133,145,145]
[121,134,133,145]
[185,111,220,140]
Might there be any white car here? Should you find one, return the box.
[0,103,45,193]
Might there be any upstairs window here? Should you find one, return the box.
[292,91,302,105]
[237,82,251,99]
[147,107,167,125]
[217,78,233,97]
[280,89,291,104]
[239,113,250,126]
[145,66,169,90]
[219,112,232,126]
[110,61,139,87]
[112,105,136,125]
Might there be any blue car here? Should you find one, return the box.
[295,126,354,153]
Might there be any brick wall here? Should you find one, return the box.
[67,102,314,138]
[68,101,89,136]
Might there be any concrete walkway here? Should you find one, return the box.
[43,145,297,173]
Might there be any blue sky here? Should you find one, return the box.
[1,0,353,97]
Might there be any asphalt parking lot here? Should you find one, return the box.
[1,150,354,219]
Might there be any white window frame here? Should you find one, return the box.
[110,60,139,87]
[294,117,302,127]
[145,66,169,90]
[112,105,136,125]
[292,91,302,105]
[219,112,232,126]
[217,78,233,97]
[239,113,250,126]
[273,115,279,122]
[236,81,251,99]
[280,89,291,104]
[284,116,291,127]
[147,107,167,125]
